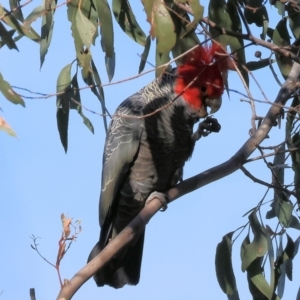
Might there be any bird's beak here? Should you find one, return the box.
[205,97,222,114]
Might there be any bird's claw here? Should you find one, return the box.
[192,116,221,141]
[146,191,169,211]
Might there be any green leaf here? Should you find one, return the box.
[240,234,250,264]
[293,236,300,257]
[91,61,108,131]
[155,50,171,77]
[90,2,99,45]
[287,4,300,39]
[24,5,44,26]
[40,21,54,68]
[275,1,285,16]
[294,164,300,216]
[277,235,285,298]
[273,19,292,79]
[0,116,17,137]
[292,133,300,164]
[85,63,108,132]
[244,3,269,39]
[68,1,83,53]
[112,0,146,46]
[56,64,72,152]
[297,286,300,300]
[57,106,69,153]
[0,72,25,106]
[139,35,151,73]
[0,21,18,50]
[267,231,275,295]
[186,0,204,32]
[251,274,279,299]
[277,201,293,228]
[286,96,299,146]
[289,215,300,230]
[95,0,114,58]
[142,0,155,27]
[172,29,199,66]
[75,9,96,49]
[241,211,268,271]
[246,58,276,71]
[209,0,248,86]
[9,0,24,22]
[273,143,285,185]
[246,254,280,300]
[0,5,40,42]
[91,59,105,103]
[40,0,57,68]
[266,200,276,219]
[105,53,115,82]
[56,64,72,102]
[70,74,94,133]
[226,0,248,85]
[283,234,295,280]
[78,50,92,81]
[152,0,176,54]
[246,257,269,299]
[215,232,240,298]
[267,27,274,40]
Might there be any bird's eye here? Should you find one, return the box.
[200,86,207,93]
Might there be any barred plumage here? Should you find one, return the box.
[88,44,230,288]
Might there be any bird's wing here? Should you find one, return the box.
[99,107,143,227]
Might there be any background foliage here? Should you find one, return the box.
[2,0,300,299]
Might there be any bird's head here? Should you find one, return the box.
[174,43,234,117]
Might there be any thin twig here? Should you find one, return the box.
[0,0,32,21]
[245,147,298,163]
[240,166,295,196]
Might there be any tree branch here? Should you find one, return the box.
[56,62,300,300]
[240,166,295,196]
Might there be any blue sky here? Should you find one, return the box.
[1,1,300,299]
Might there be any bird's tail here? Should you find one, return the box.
[88,229,145,289]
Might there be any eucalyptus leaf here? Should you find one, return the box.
[246,58,274,71]
[0,5,40,42]
[9,0,24,21]
[70,73,94,133]
[40,19,54,68]
[153,0,176,54]
[0,116,17,137]
[209,0,248,85]
[241,211,268,271]
[56,63,72,151]
[0,72,25,106]
[139,35,151,73]
[215,232,240,298]
[273,19,292,79]
[40,0,57,68]
[0,21,18,50]
[24,5,44,26]
[105,53,115,82]
[186,0,204,32]
[112,0,146,46]
[95,0,114,58]
[75,9,96,49]
[155,50,171,77]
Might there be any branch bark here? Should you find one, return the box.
[56,63,300,300]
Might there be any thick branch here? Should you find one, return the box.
[57,63,300,300]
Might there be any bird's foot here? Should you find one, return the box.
[146,191,169,211]
[192,116,221,142]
